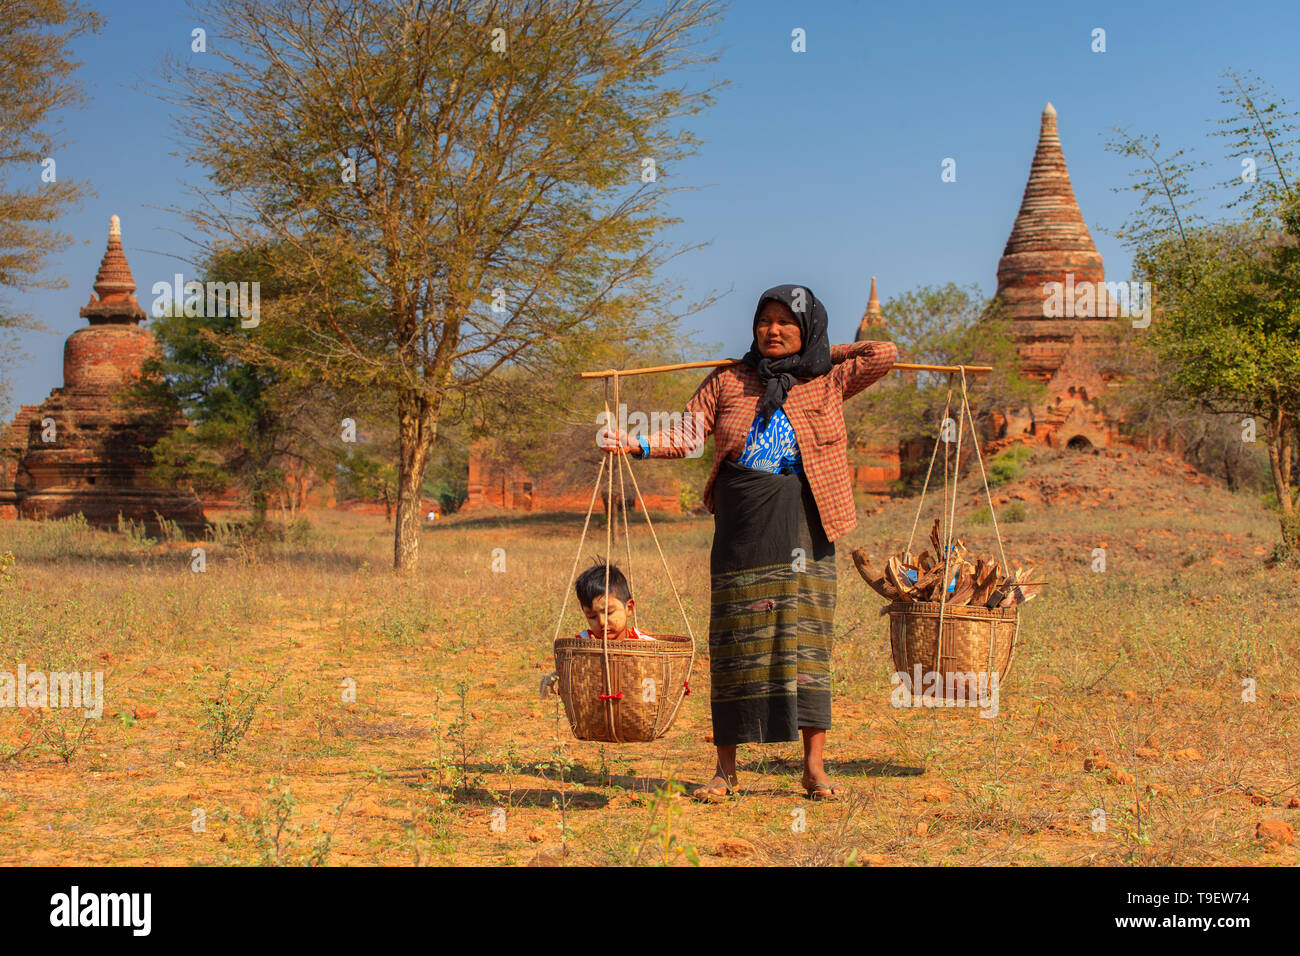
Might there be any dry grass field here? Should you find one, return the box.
[1,444,1297,866]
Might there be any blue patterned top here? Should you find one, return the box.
[737,407,803,474]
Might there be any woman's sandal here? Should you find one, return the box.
[804,779,847,801]
[692,774,738,803]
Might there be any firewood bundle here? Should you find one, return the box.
[852,518,1041,609]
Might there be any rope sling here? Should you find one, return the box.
[548,371,697,743]
[892,368,1020,699]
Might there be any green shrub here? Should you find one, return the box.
[287,516,314,545]
[240,778,341,866]
[970,505,992,526]
[987,444,1034,487]
[201,670,279,757]
[375,603,426,647]
[1003,501,1027,523]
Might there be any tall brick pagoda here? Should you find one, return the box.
[994,103,1122,448]
[0,216,206,531]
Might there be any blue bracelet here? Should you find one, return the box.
[635,435,650,459]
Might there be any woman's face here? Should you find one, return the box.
[755,300,803,359]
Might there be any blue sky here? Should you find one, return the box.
[4,0,1299,410]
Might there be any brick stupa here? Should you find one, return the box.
[0,216,206,531]
[993,103,1121,448]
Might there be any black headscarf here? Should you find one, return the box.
[741,283,832,425]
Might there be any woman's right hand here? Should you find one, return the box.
[598,426,639,456]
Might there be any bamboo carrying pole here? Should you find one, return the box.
[575,359,993,380]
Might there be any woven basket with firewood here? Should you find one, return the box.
[850,371,1042,703]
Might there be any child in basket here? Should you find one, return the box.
[574,562,655,641]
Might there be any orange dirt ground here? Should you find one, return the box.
[0,445,1296,866]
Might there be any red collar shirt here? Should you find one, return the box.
[575,625,653,641]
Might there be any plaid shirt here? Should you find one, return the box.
[644,339,899,543]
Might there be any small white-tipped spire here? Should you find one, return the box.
[109,214,121,239]
[1043,101,1056,118]
[856,275,887,340]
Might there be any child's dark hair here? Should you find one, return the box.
[575,561,632,608]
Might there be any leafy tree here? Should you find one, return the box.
[159,0,723,572]
[423,431,469,514]
[0,0,101,414]
[1099,290,1276,494]
[1107,70,1300,557]
[334,407,402,520]
[141,241,348,526]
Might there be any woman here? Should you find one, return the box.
[599,284,898,800]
